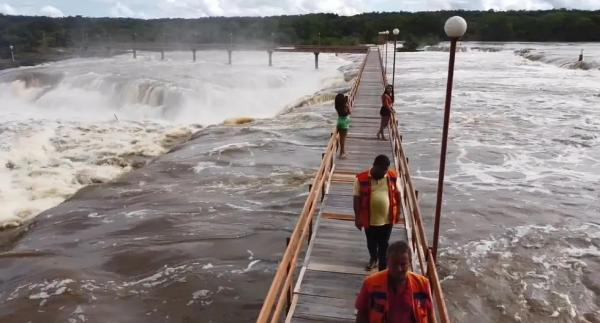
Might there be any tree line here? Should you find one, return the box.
[1,9,599,54]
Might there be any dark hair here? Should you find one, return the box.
[387,240,411,258]
[373,154,390,168]
[334,93,348,116]
[383,85,394,102]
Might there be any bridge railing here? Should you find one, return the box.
[379,48,451,323]
[256,50,369,323]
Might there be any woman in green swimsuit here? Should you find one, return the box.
[335,93,351,159]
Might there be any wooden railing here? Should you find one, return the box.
[256,51,369,323]
[379,49,451,323]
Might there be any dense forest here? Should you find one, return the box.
[1,9,599,54]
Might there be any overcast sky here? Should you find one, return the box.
[1,0,598,18]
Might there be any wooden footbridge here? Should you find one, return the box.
[257,47,450,322]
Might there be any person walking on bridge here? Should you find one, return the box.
[377,84,394,140]
[355,241,432,323]
[335,93,351,159]
[353,154,401,271]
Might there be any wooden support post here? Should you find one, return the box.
[309,184,313,192]
[285,237,292,314]
[227,50,232,65]
[192,49,196,62]
[268,50,273,66]
[314,52,319,70]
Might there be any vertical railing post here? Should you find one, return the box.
[285,237,292,314]
[308,218,313,244]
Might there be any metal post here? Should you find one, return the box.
[132,32,137,59]
[384,34,388,76]
[268,50,273,66]
[161,49,164,60]
[9,45,14,63]
[192,49,196,62]
[432,38,458,261]
[579,49,584,62]
[318,32,321,46]
[392,37,397,92]
[228,32,233,65]
[314,52,319,70]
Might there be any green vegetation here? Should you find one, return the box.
[1,9,599,56]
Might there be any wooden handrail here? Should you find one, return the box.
[378,48,451,323]
[256,51,369,323]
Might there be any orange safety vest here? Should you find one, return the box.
[363,270,432,323]
[356,170,399,229]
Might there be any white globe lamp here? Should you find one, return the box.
[444,16,467,38]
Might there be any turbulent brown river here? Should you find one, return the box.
[0,43,598,322]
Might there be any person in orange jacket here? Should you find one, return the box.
[353,154,401,271]
[355,241,432,323]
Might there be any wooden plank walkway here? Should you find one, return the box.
[285,47,408,322]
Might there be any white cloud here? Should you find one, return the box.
[110,2,135,16]
[0,3,17,15]
[151,0,366,18]
[39,5,64,17]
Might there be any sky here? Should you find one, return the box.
[0,0,598,18]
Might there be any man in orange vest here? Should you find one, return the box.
[355,241,432,323]
[353,154,401,271]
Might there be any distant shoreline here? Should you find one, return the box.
[0,47,129,71]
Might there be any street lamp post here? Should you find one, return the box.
[384,30,389,76]
[9,45,14,63]
[432,16,467,261]
[391,28,399,92]
[377,31,385,62]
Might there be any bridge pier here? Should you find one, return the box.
[268,50,273,67]
[314,52,320,70]
[193,49,196,62]
[227,50,232,65]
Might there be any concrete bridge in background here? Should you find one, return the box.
[82,42,369,68]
